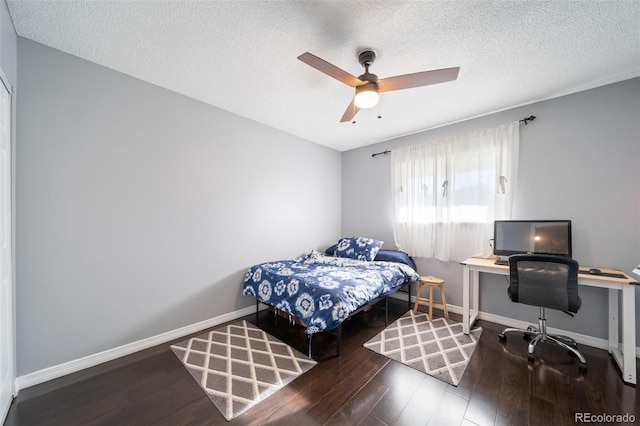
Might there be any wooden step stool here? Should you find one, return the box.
[413,276,449,321]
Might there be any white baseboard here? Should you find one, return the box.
[15,304,264,393]
[389,292,640,358]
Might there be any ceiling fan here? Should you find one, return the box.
[298,50,460,122]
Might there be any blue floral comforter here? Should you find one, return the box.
[242,250,419,334]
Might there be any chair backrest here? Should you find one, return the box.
[508,254,581,313]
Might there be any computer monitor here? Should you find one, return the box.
[493,220,572,258]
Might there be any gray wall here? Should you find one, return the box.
[15,39,341,376]
[342,78,640,341]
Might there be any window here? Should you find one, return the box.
[391,122,519,261]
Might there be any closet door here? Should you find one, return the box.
[0,72,13,423]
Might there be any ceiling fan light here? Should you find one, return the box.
[354,83,379,108]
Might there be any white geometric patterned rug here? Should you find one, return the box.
[364,311,482,386]
[171,320,317,421]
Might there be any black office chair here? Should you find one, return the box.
[498,254,587,371]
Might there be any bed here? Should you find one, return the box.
[242,237,419,357]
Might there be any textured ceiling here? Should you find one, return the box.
[7,0,640,152]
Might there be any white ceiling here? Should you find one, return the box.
[7,0,640,152]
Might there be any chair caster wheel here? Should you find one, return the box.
[579,362,587,372]
[498,333,506,341]
[527,353,535,363]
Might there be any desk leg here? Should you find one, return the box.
[608,288,618,354]
[463,266,479,334]
[472,272,479,323]
[608,287,637,385]
[463,265,470,334]
[621,285,636,385]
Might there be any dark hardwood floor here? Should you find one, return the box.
[5,299,638,425]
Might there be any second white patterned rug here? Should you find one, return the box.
[364,311,482,386]
[171,320,317,421]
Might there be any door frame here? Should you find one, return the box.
[0,64,15,423]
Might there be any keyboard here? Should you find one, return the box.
[578,269,626,279]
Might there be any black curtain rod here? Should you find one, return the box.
[371,115,536,157]
[519,115,536,125]
[371,150,391,158]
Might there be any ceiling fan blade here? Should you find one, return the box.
[340,98,360,122]
[298,52,363,87]
[378,67,460,92]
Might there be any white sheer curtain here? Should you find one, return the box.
[391,122,519,261]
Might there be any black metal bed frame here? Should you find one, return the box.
[255,282,413,358]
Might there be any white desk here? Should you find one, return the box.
[461,257,638,385]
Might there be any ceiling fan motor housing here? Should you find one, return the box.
[358,50,376,67]
[357,50,379,83]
